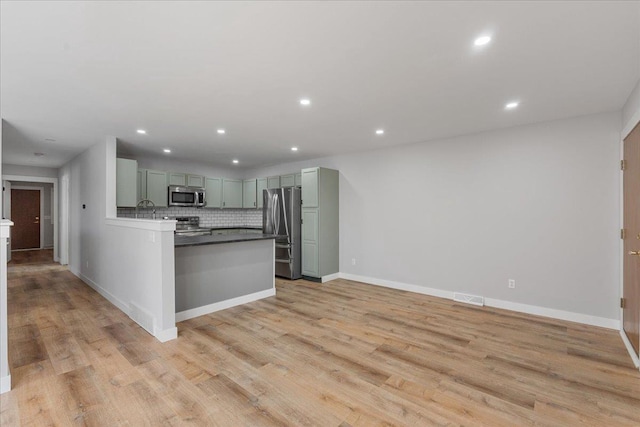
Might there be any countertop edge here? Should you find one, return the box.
[174,233,277,248]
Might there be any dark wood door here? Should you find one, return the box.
[623,122,640,355]
[11,189,40,250]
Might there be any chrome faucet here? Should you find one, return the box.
[135,199,156,219]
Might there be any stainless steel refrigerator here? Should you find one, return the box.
[263,187,302,279]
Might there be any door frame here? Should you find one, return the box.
[2,175,62,263]
[621,106,640,369]
[10,186,44,250]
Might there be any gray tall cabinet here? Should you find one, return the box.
[301,167,339,279]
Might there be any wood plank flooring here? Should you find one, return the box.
[2,256,639,425]
[8,249,54,266]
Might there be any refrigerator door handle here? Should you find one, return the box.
[273,194,280,236]
[281,188,290,246]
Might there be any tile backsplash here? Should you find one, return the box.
[117,207,263,228]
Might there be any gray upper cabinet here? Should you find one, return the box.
[146,169,169,207]
[137,169,147,202]
[301,167,319,208]
[187,174,204,187]
[205,177,223,208]
[257,178,268,209]
[116,158,138,207]
[301,167,339,280]
[243,179,257,208]
[267,176,280,189]
[122,163,304,212]
[169,173,186,186]
[222,179,243,208]
[280,174,295,188]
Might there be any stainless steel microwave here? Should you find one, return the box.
[168,185,206,207]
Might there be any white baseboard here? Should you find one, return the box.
[74,271,180,343]
[0,374,10,394]
[76,272,131,317]
[337,273,619,330]
[154,327,178,343]
[338,273,454,300]
[321,273,341,283]
[484,297,619,330]
[176,288,276,322]
[620,329,640,369]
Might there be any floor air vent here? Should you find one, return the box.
[453,292,484,306]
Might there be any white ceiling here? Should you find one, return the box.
[1,1,639,170]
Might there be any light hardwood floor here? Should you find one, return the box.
[1,256,639,426]
[8,249,54,266]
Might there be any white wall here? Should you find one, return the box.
[2,164,58,178]
[623,78,640,136]
[247,112,622,323]
[60,138,177,341]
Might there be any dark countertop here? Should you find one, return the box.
[174,233,277,248]
[209,226,262,230]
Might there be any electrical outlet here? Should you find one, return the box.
[352,258,356,266]
[508,279,515,289]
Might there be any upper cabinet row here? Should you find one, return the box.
[116,158,301,209]
[168,172,205,188]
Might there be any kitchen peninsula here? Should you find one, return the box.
[174,232,277,321]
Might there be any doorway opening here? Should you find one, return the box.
[622,121,640,361]
[2,174,65,267]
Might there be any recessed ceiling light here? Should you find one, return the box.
[505,101,519,110]
[291,147,298,152]
[232,159,239,164]
[163,149,171,153]
[34,152,45,157]
[376,129,385,135]
[474,36,491,46]
[299,98,311,106]
[137,129,147,134]
[217,129,226,134]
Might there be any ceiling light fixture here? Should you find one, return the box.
[505,101,519,110]
[474,35,491,46]
[217,129,226,134]
[299,98,311,106]
[137,129,147,134]
[376,129,385,135]
[44,138,56,143]
[291,147,298,152]
[34,152,45,157]
[163,149,171,153]
[232,159,239,164]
